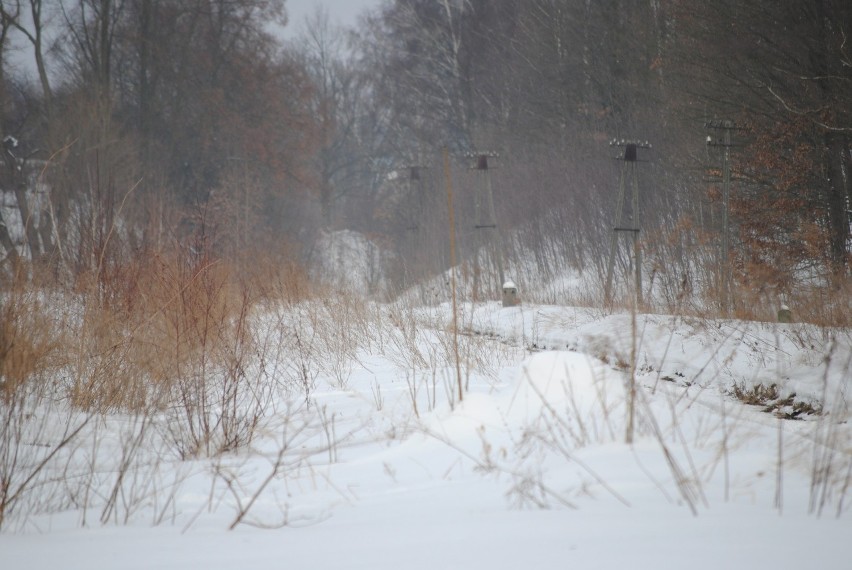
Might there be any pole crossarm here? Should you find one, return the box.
[704,120,746,130]
[462,150,500,171]
[609,139,652,147]
[609,139,651,162]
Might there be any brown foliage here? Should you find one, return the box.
[0,289,60,402]
[730,117,839,293]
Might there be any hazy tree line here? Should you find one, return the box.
[357,0,850,311]
[0,0,849,314]
[0,0,321,281]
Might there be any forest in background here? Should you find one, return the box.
[0,0,849,322]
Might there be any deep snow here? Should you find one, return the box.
[2,301,851,569]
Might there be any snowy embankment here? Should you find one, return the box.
[1,301,851,569]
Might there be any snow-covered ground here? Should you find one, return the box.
[2,300,851,569]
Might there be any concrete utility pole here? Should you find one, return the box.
[604,139,651,307]
[465,151,504,300]
[405,165,425,231]
[401,163,429,240]
[705,120,742,318]
[443,148,463,403]
[400,164,427,289]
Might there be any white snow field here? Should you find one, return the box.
[1,301,851,569]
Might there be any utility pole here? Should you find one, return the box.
[401,163,427,290]
[443,148,463,404]
[465,151,504,300]
[604,139,651,307]
[705,120,742,318]
[405,165,425,230]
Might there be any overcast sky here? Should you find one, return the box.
[5,0,383,82]
[285,0,382,30]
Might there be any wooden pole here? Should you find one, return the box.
[443,148,463,403]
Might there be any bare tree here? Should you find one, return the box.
[0,0,55,118]
[672,0,851,282]
[0,5,21,268]
[296,6,364,227]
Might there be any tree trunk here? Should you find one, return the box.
[0,209,19,268]
[12,178,41,262]
[825,131,850,276]
[814,0,850,277]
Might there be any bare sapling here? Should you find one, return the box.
[310,293,373,388]
[405,369,420,418]
[216,406,331,530]
[443,147,463,404]
[775,417,784,514]
[0,385,91,530]
[808,338,851,516]
[370,380,383,412]
[0,287,91,530]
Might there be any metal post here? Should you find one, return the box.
[604,139,651,307]
[632,163,643,307]
[466,151,504,299]
[443,148,463,403]
[706,120,742,318]
[605,166,627,304]
[722,128,730,316]
[482,162,505,287]
[396,163,427,291]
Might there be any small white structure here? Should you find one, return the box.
[777,304,792,323]
[502,280,520,308]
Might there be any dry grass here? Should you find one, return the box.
[726,382,821,420]
[63,252,243,413]
[0,246,325,528]
[0,286,65,403]
[2,246,315,449]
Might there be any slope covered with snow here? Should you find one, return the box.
[1,301,850,569]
